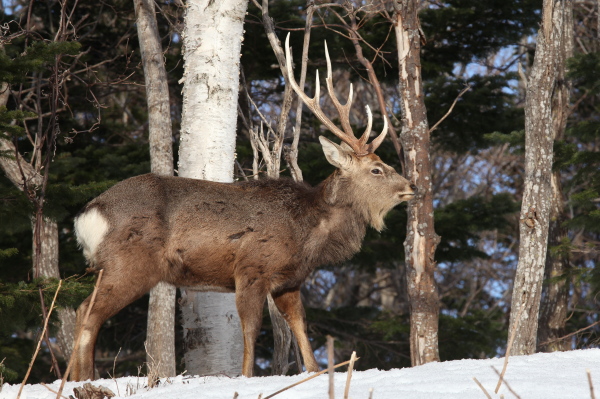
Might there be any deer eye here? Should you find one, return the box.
[371,168,383,175]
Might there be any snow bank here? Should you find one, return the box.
[3,348,599,398]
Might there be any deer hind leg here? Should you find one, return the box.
[272,287,319,373]
[235,276,268,377]
[70,263,160,381]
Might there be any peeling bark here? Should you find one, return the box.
[178,0,247,376]
[509,0,566,356]
[393,1,440,366]
[134,0,177,378]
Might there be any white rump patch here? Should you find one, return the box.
[74,208,109,262]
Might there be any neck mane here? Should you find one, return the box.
[300,172,369,268]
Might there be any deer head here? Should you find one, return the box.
[285,33,415,230]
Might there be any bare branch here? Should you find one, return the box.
[429,84,472,134]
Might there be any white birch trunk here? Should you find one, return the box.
[134,0,177,378]
[178,0,247,376]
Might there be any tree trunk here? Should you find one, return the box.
[509,0,566,356]
[33,215,77,361]
[178,0,247,376]
[0,81,76,362]
[134,0,177,377]
[538,0,573,353]
[393,1,441,366]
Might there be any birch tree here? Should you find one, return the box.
[509,0,567,355]
[393,0,441,366]
[134,0,176,377]
[178,0,248,376]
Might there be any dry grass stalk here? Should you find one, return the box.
[57,269,105,399]
[473,377,492,399]
[144,343,160,389]
[263,358,359,399]
[495,302,526,393]
[588,369,596,399]
[17,279,63,399]
[343,351,357,399]
[327,335,334,399]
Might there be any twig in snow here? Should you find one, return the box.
[588,369,596,399]
[263,358,360,399]
[473,377,492,399]
[343,351,357,399]
[17,280,63,399]
[492,366,522,399]
[495,301,526,393]
[40,382,69,399]
[328,335,335,399]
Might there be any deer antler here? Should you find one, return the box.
[284,33,388,156]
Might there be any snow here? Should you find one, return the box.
[3,349,600,399]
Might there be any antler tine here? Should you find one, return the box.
[285,33,386,156]
[365,115,388,153]
[358,105,373,148]
[324,40,355,138]
[285,34,352,148]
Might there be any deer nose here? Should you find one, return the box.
[410,184,418,192]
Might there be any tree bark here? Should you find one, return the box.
[0,81,77,362]
[134,0,177,377]
[538,0,573,353]
[509,0,566,356]
[393,1,441,366]
[178,0,247,376]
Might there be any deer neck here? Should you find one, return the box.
[303,172,369,266]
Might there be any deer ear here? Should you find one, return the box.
[319,136,353,169]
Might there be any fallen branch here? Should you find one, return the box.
[263,357,360,399]
[17,280,63,399]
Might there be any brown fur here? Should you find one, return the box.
[71,141,414,380]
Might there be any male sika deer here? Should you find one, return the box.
[71,34,415,381]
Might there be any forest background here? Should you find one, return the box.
[0,0,598,385]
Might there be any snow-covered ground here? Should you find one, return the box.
[3,348,599,399]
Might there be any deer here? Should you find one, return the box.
[70,34,416,381]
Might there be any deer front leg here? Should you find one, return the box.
[272,287,319,373]
[235,278,267,377]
